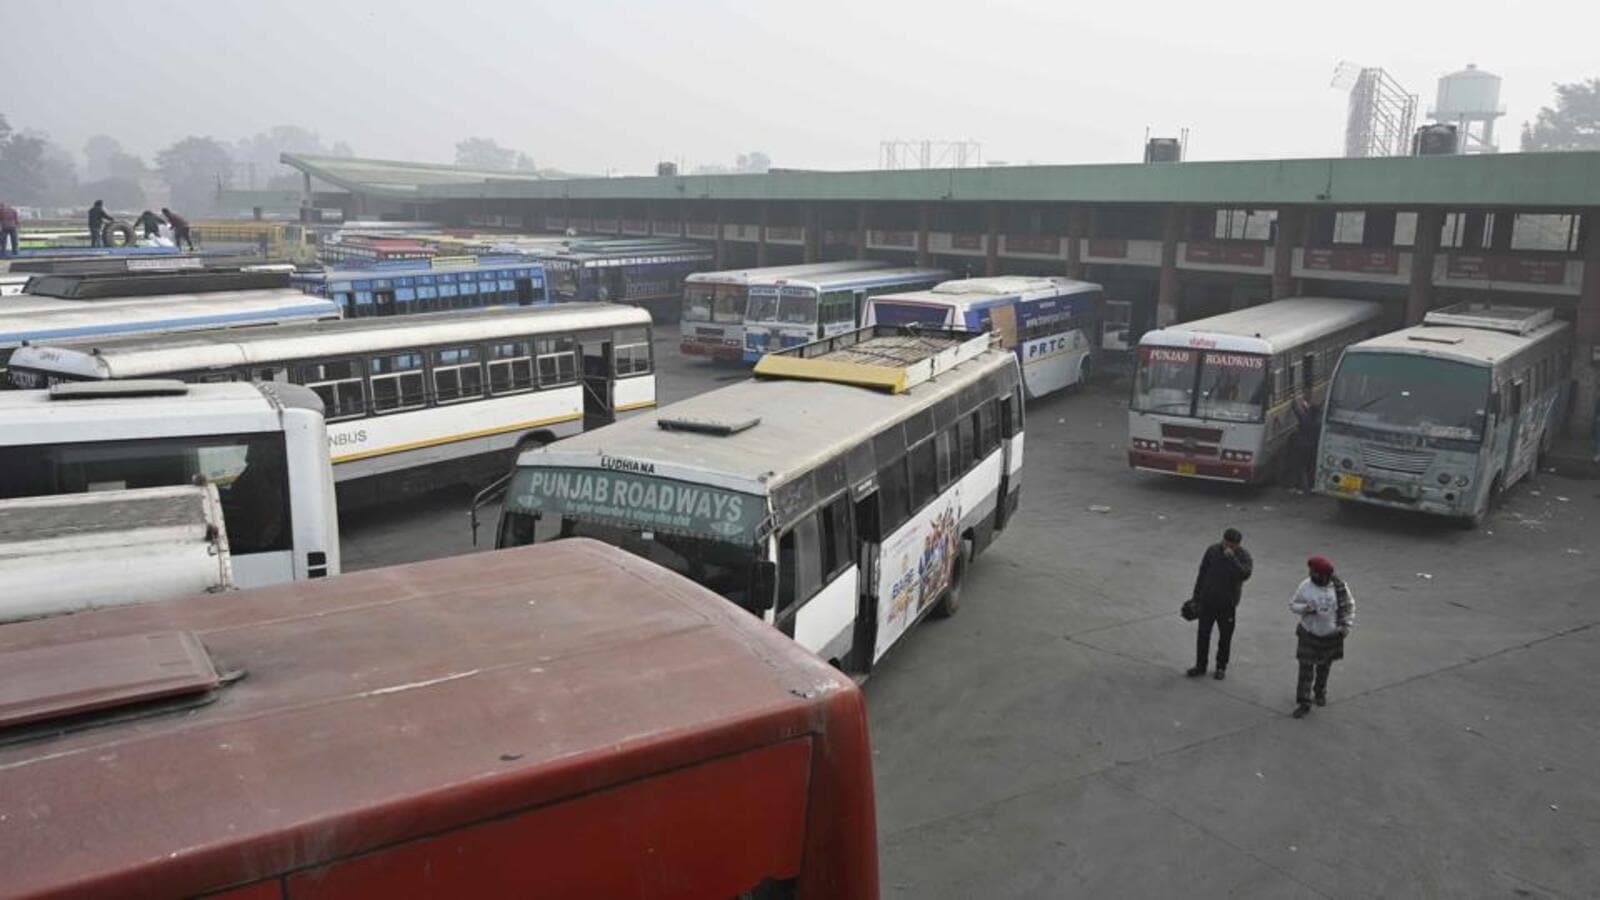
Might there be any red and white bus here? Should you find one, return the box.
[0,539,877,899]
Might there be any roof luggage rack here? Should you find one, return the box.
[1423,302,1554,335]
[753,325,996,393]
[23,269,292,300]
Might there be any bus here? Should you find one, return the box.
[864,276,1105,399]
[494,326,1024,672]
[681,260,886,361]
[1,291,340,374]
[1316,303,1571,526]
[0,539,877,899]
[1128,296,1385,483]
[742,266,949,362]
[539,238,714,322]
[0,380,338,588]
[294,255,549,317]
[8,304,657,503]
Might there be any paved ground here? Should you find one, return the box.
[342,328,1600,899]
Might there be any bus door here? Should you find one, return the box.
[515,275,536,305]
[1506,378,1528,473]
[848,485,881,673]
[580,338,614,429]
[373,288,397,316]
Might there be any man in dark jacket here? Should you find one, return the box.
[161,207,194,250]
[1187,527,1253,680]
[136,209,165,240]
[87,200,113,247]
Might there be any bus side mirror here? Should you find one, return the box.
[751,560,778,612]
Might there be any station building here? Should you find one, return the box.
[282,151,1600,438]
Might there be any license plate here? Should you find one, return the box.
[1335,473,1363,492]
[1176,462,1196,475]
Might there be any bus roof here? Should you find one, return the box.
[0,540,871,898]
[1345,317,1571,366]
[0,381,317,446]
[0,290,341,349]
[10,303,649,380]
[530,341,1017,496]
[1137,296,1384,355]
[684,260,885,287]
[314,257,545,285]
[870,276,1101,311]
[758,266,948,292]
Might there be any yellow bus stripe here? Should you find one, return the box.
[613,399,658,412]
[331,412,582,464]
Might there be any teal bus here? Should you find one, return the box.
[1316,303,1571,527]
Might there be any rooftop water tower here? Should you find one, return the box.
[1427,64,1504,153]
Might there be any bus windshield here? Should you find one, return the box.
[747,292,779,323]
[871,302,949,327]
[683,284,716,321]
[712,285,745,322]
[777,290,817,325]
[1327,353,1491,442]
[1132,347,1267,422]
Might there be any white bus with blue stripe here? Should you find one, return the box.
[742,266,948,362]
[863,276,1105,399]
[294,256,548,318]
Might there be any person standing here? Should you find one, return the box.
[161,207,194,251]
[0,202,19,257]
[88,199,113,248]
[1289,555,1354,718]
[136,209,166,240]
[1286,396,1321,490]
[1187,527,1253,680]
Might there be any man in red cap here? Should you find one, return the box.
[1289,555,1355,717]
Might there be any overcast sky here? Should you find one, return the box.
[3,0,1593,174]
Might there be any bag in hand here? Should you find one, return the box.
[1180,598,1200,621]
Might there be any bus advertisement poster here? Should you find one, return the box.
[874,493,961,661]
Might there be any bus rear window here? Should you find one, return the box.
[871,302,949,327]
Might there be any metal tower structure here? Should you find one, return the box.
[879,140,983,170]
[1333,63,1417,158]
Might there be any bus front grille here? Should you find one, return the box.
[1360,444,1434,474]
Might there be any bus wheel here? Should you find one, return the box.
[1465,475,1504,529]
[932,539,971,620]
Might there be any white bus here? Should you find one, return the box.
[0,380,338,588]
[494,326,1024,673]
[681,260,886,361]
[864,276,1105,399]
[1128,296,1385,483]
[742,266,948,362]
[1316,303,1571,526]
[1,291,341,372]
[8,304,657,504]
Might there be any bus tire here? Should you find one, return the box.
[1465,474,1504,529]
[931,539,971,620]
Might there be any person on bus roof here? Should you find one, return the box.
[136,209,165,240]
[0,201,19,257]
[161,207,195,251]
[1289,555,1354,718]
[1187,527,1253,680]
[88,200,113,248]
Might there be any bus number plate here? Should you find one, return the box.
[1176,462,1196,475]
[1335,473,1363,492]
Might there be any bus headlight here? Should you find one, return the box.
[1437,473,1452,485]
[1220,449,1254,462]
[1340,458,1354,470]
[1456,475,1470,487]
[1324,453,1336,466]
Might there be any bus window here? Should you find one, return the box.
[778,291,817,325]
[370,352,427,413]
[778,514,823,616]
[908,439,938,510]
[1301,352,1316,393]
[535,337,578,387]
[489,341,535,394]
[614,329,652,376]
[935,431,953,489]
[976,403,1001,456]
[432,346,484,404]
[955,419,975,474]
[877,457,911,534]
[1195,352,1268,423]
[820,494,853,578]
[298,360,367,421]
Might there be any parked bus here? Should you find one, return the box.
[1128,296,1385,482]
[539,238,714,322]
[0,380,338,587]
[682,260,886,361]
[494,326,1023,673]
[8,304,656,503]
[864,276,1105,399]
[0,539,877,899]
[293,255,549,317]
[1316,303,1571,526]
[1,291,340,374]
[742,266,948,362]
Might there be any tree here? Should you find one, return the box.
[156,136,233,214]
[1521,79,1600,152]
[735,151,771,173]
[455,137,517,171]
[83,134,124,181]
[236,124,353,190]
[80,176,145,210]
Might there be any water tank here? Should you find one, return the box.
[1144,138,1182,163]
[1413,123,1459,156]
[656,160,678,177]
[1429,64,1502,120]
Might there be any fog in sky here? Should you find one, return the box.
[4,0,1593,173]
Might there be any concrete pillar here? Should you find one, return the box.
[1406,208,1445,325]
[984,203,1000,276]
[1272,207,1306,299]
[1572,210,1600,444]
[917,204,932,268]
[1490,210,1515,252]
[1065,206,1088,280]
[855,204,869,260]
[1157,206,1183,326]
[714,204,727,269]
[757,203,769,267]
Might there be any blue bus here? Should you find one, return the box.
[864,276,1105,399]
[741,266,948,362]
[537,239,714,322]
[295,256,548,318]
